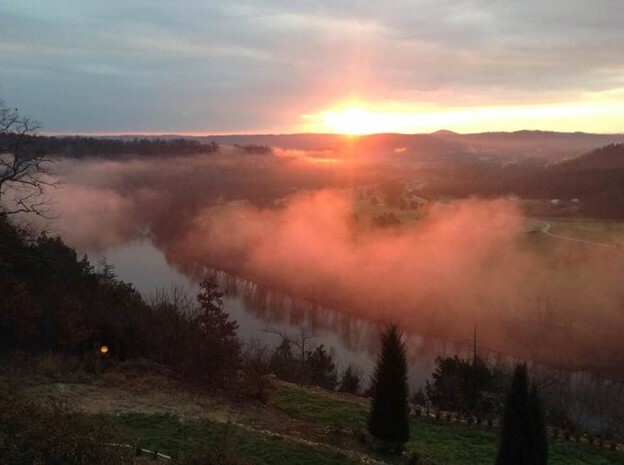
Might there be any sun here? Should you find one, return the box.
[302,101,418,135]
[316,106,380,135]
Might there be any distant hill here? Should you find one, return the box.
[431,130,624,162]
[193,131,624,163]
[556,143,624,171]
[431,129,459,136]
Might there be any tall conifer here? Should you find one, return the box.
[368,325,410,451]
[495,363,549,465]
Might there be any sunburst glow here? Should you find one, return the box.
[302,96,624,135]
[315,107,383,135]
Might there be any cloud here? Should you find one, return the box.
[1,1,623,132]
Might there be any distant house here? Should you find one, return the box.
[550,199,560,205]
[571,198,580,203]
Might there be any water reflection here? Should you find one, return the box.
[92,238,624,431]
[94,239,490,387]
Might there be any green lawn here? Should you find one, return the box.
[270,384,623,465]
[410,421,622,465]
[270,383,367,427]
[533,217,624,246]
[104,383,624,465]
[114,413,356,465]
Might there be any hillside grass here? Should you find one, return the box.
[270,383,367,427]
[114,413,356,465]
[6,372,622,465]
[269,383,623,465]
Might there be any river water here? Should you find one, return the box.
[92,238,487,389]
[88,238,624,433]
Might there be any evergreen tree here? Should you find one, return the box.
[306,344,338,390]
[495,363,549,465]
[269,338,295,380]
[195,277,241,386]
[496,363,530,464]
[339,365,362,395]
[368,324,410,452]
[528,385,549,465]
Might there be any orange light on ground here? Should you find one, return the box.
[100,345,109,354]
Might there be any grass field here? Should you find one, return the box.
[267,384,623,465]
[114,413,356,465]
[4,368,622,465]
[539,217,624,246]
[270,383,368,427]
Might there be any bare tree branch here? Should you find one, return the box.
[265,325,319,361]
[0,96,59,218]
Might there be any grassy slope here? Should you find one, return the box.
[270,384,623,465]
[5,368,621,465]
[115,413,355,465]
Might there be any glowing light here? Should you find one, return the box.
[100,345,109,354]
[317,107,381,135]
[301,96,624,134]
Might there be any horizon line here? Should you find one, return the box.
[40,128,624,138]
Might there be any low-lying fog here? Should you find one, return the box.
[42,150,624,378]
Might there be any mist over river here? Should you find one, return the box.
[87,237,624,432]
[91,238,495,389]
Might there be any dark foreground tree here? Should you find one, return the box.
[368,324,410,452]
[528,385,549,465]
[495,363,548,465]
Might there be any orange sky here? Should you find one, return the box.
[4,1,624,134]
[300,93,624,135]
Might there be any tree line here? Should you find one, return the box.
[0,134,220,159]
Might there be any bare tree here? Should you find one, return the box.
[0,97,58,217]
[265,325,319,361]
[147,284,198,316]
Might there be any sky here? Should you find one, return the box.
[1,0,624,134]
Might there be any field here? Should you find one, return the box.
[537,217,624,247]
[3,367,622,465]
[353,200,423,226]
[270,384,622,465]
[355,193,624,250]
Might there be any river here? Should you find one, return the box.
[86,238,624,433]
[91,238,488,389]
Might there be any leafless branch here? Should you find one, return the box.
[0,97,59,218]
[264,325,319,361]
